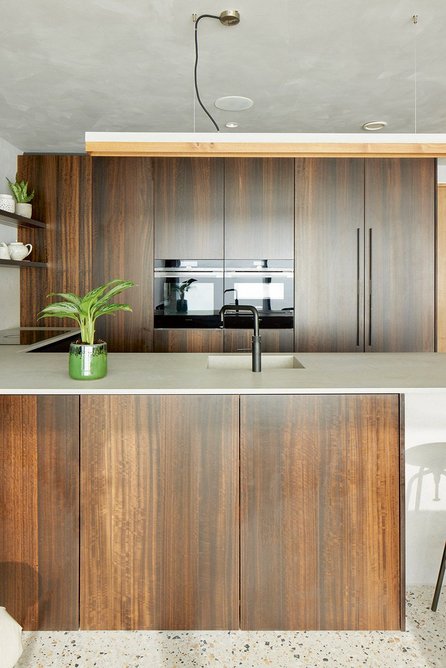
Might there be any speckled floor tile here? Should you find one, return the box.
[15,588,446,667]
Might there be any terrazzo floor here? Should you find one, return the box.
[16,588,445,668]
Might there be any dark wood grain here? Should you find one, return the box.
[80,395,239,630]
[92,158,154,351]
[154,328,224,352]
[0,395,79,630]
[225,159,294,259]
[364,158,435,351]
[240,394,401,630]
[223,328,294,352]
[154,158,224,259]
[18,155,93,327]
[295,158,365,351]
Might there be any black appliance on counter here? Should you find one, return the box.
[154,259,293,329]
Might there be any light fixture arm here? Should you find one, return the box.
[193,11,241,132]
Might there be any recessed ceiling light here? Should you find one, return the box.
[215,96,254,111]
[362,121,388,132]
[225,122,239,128]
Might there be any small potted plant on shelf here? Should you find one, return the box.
[38,279,135,380]
[7,175,35,218]
[172,278,196,313]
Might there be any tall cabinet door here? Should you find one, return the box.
[0,395,79,630]
[154,158,224,259]
[225,158,294,259]
[295,159,365,351]
[93,157,154,351]
[364,159,435,352]
[81,395,239,630]
[240,394,402,631]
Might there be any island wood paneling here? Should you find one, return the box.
[0,395,79,630]
[154,328,224,352]
[437,184,446,351]
[18,155,92,327]
[80,395,239,630]
[154,158,224,259]
[364,159,435,352]
[294,158,365,352]
[92,158,154,351]
[240,394,401,630]
[225,158,294,259]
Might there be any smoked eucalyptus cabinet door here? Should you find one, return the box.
[295,158,365,351]
[225,158,294,259]
[0,395,79,630]
[240,394,402,630]
[154,158,224,259]
[80,395,239,630]
[92,157,154,352]
[153,328,224,352]
[364,159,435,352]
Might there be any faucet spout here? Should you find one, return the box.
[219,304,262,372]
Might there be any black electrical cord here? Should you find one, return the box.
[194,14,220,132]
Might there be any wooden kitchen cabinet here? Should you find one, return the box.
[295,158,435,352]
[154,158,224,259]
[240,393,402,630]
[225,158,294,259]
[154,328,224,352]
[92,157,154,351]
[80,394,239,630]
[223,328,294,352]
[364,159,435,351]
[0,395,79,630]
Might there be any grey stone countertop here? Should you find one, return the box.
[2,348,446,394]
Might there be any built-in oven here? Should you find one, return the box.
[223,259,294,328]
[154,260,223,328]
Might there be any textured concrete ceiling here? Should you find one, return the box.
[1,0,445,152]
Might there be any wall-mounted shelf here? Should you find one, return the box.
[0,209,45,229]
[0,259,47,268]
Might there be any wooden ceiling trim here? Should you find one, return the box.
[86,141,446,158]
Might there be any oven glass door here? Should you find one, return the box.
[224,260,294,315]
[154,260,223,323]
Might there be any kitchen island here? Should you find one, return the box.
[1,350,446,633]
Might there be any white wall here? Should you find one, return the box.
[0,136,22,329]
[405,393,446,585]
[438,158,446,183]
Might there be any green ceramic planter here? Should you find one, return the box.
[69,341,107,380]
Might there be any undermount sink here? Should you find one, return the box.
[206,354,305,370]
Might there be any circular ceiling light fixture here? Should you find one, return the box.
[362,120,388,131]
[219,10,240,26]
[215,96,254,111]
[225,121,239,128]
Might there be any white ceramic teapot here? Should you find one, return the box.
[0,242,10,259]
[8,242,32,261]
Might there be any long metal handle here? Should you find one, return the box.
[356,228,360,347]
[368,228,372,347]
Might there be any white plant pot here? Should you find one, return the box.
[15,202,32,218]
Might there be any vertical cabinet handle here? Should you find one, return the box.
[368,228,372,347]
[356,228,360,347]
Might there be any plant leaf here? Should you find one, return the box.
[47,292,81,306]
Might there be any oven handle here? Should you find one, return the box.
[225,271,294,278]
[155,270,223,277]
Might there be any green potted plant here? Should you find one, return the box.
[38,279,135,380]
[172,278,196,312]
[7,175,35,218]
